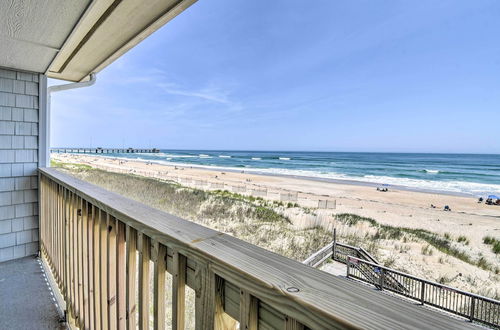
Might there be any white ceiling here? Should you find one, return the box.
[0,0,91,75]
[0,0,196,82]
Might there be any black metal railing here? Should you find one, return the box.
[347,256,500,328]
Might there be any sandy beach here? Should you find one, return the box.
[53,153,500,235]
[52,153,500,296]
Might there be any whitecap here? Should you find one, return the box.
[279,157,291,160]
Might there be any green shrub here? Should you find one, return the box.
[483,236,496,245]
[457,235,469,245]
[493,241,500,254]
[477,257,491,270]
[421,245,433,256]
[438,276,451,284]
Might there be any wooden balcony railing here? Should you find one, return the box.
[38,168,480,330]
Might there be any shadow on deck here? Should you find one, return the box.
[0,256,63,329]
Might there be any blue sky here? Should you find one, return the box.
[50,0,500,153]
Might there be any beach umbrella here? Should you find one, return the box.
[488,195,499,199]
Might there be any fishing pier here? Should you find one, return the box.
[50,147,160,154]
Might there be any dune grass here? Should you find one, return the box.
[335,213,496,272]
[52,162,331,261]
[483,236,500,255]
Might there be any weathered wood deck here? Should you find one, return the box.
[0,256,63,329]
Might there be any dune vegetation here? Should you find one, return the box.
[52,161,331,262]
[53,160,500,300]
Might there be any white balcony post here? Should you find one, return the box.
[38,74,50,167]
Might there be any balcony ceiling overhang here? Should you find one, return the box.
[0,0,196,82]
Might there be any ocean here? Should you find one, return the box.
[92,150,500,197]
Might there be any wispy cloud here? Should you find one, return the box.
[158,83,231,104]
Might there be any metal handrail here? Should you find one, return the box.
[303,242,334,267]
[333,242,379,264]
[346,256,500,328]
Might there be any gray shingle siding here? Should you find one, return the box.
[0,68,40,262]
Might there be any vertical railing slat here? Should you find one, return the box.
[154,242,167,330]
[92,205,101,330]
[138,233,151,330]
[88,203,95,330]
[194,263,215,330]
[108,215,118,329]
[126,226,138,330]
[69,191,76,320]
[172,251,186,330]
[82,201,90,328]
[100,210,109,329]
[78,197,85,327]
[285,317,305,330]
[117,221,127,329]
[240,290,258,330]
[64,188,71,318]
[72,193,80,324]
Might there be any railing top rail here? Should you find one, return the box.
[303,242,334,265]
[357,247,379,264]
[335,242,379,264]
[39,167,481,329]
[347,256,500,305]
[335,242,360,250]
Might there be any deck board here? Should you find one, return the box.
[0,256,62,329]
